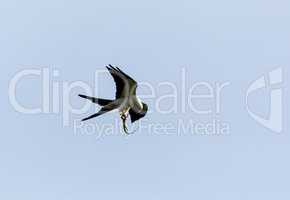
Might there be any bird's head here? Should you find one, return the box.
[141,102,148,116]
[129,102,148,123]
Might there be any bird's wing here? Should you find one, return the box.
[106,65,137,99]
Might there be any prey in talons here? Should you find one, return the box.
[121,113,129,134]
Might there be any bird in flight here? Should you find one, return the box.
[79,65,148,134]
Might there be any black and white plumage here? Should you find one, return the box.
[79,65,148,134]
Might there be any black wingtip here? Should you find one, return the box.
[116,67,122,72]
[106,65,115,72]
[108,64,119,71]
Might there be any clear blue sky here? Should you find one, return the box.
[1,0,290,199]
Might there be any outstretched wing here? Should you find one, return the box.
[106,65,137,99]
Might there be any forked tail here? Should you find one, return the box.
[79,94,117,121]
[78,94,113,106]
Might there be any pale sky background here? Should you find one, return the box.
[1,0,290,199]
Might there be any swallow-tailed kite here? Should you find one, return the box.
[79,65,148,134]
